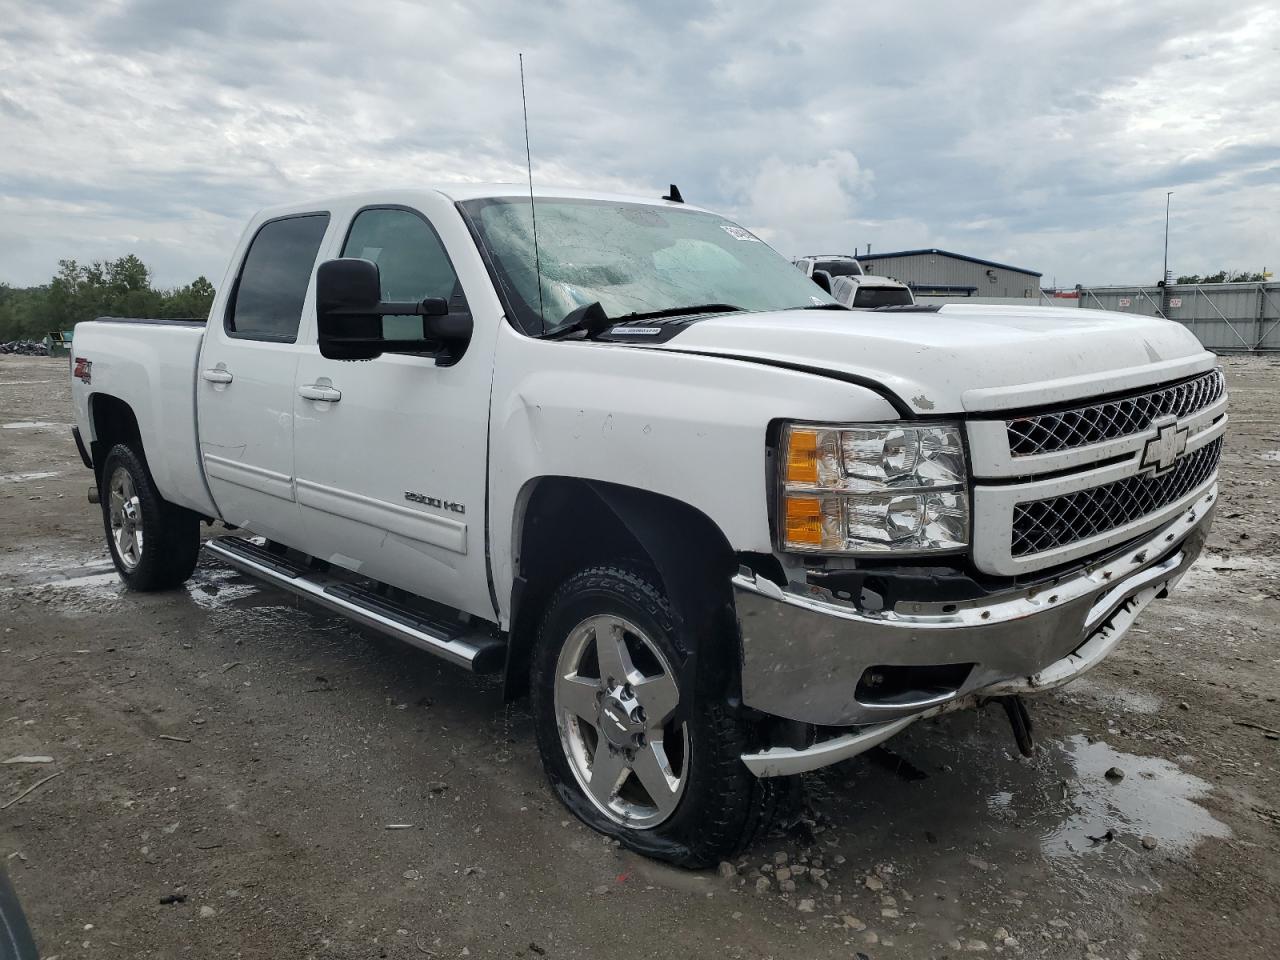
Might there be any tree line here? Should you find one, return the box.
[1174,269,1269,285]
[0,255,215,342]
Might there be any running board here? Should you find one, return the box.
[204,536,505,673]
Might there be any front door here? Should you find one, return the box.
[197,212,332,543]
[289,202,496,620]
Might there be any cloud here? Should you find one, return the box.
[725,151,874,253]
[0,0,1276,288]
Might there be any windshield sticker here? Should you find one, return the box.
[719,224,761,242]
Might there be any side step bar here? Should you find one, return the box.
[204,536,506,673]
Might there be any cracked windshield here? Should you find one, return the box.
[462,197,836,330]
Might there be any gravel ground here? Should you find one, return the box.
[1,353,1277,959]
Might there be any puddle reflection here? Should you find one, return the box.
[811,708,1228,874]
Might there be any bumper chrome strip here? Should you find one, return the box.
[735,486,1215,765]
[740,567,1177,778]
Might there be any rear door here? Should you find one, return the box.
[288,200,497,620]
[197,212,331,543]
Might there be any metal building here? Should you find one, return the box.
[854,249,1042,298]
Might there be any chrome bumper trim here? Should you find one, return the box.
[741,569,1178,778]
[735,486,1215,730]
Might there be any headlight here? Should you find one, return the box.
[780,423,969,554]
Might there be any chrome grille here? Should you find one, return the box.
[1007,369,1224,457]
[1011,437,1223,557]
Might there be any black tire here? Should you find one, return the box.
[531,563,781,868]
[99,442,200,591]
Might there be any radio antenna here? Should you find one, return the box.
[519,53,546,329]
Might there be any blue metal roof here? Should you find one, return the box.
[854,248,1042,278]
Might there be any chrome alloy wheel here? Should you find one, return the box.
[553,614,689,828]
[107,466,144,571]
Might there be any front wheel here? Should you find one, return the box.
[531,564,780,867]
[99,443,200,591]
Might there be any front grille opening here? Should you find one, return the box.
[1007,369,1224,457]
[1011,437,1222,557]
[856,663,975,707]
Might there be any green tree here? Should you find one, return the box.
[0,255,216,341]
[1176,269,1266,284]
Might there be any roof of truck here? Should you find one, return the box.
[256,185,714,219]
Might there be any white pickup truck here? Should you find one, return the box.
[69,185,1227,866]
[792,253,915,307]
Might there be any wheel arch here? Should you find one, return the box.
[503,476,739,701]
[87,393,142,484]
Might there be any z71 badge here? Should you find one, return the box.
[405,491,465,514]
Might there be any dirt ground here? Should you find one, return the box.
[1,353,1277,960]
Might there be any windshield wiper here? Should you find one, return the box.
[539,301,744,340]
[539,301,612,340]
[614,303,743,322]
[800,302,851,310]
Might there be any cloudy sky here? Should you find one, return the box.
[1,0,1277,290]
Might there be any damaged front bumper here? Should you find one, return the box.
[734,485,1216,777]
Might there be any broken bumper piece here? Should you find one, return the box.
[735,486,1216,777]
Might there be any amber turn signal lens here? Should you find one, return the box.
[783,495,823,548]
[785,428,820,485]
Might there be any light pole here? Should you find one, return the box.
[1162,191,1173,285]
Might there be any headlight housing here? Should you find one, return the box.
[779,422,969,554]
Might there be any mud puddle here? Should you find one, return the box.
[787,708,1230,947]
[0,548,113,584]
[0,553,264,613]
[811,710,1228,862]
[1041,735,1228,856]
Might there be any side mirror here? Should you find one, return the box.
[315,258,470,363]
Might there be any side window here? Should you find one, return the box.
[226,213,330,342]
[341,207,466,340]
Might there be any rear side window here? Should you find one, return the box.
[226,213,330,342]
[816,259,864,278]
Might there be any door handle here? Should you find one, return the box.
[201,368,234,384]
[298,383,342,403]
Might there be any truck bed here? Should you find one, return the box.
[70,316,218,517]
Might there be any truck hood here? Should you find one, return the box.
[645,304,1215,415]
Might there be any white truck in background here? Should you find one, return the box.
[69,185,1226,866]
[792,253,915,307]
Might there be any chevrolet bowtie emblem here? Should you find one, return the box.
[1141,419,1189,475]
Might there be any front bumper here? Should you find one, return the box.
[734,485,1216,775]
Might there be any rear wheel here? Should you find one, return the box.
[99,443,200,591]
[531,564,780,867]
